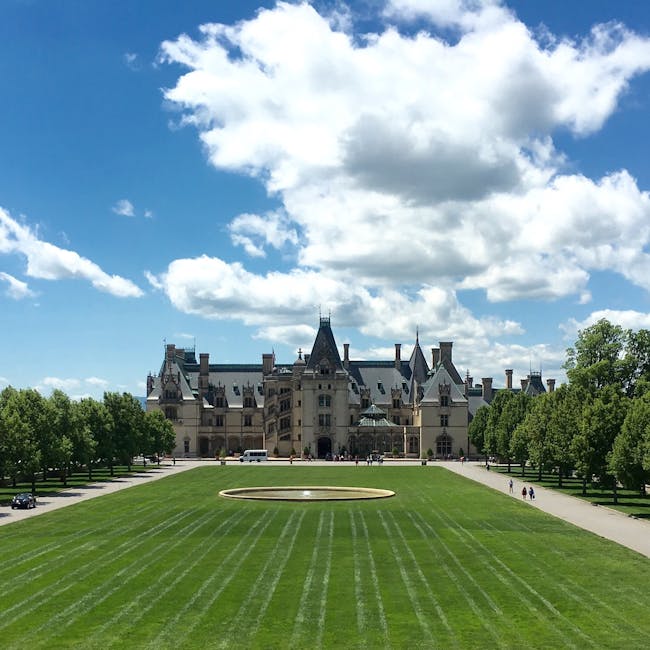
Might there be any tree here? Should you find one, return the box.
[572,386,628,498]
[609,390,650,495]
[510,422,530,476]
[497,391,531,472]
[565,319,627,392]
[104,392,144,471]
[468,406,490,463]
[79,398,114,476]
[521,393,554,481]
[143,410,176,462]
[547,385,580,487]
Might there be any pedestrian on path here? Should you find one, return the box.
[522,486,527,499]
[508,479,513,494]
[529,486,535,500]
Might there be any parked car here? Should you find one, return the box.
[11,493,36,509]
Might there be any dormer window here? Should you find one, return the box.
[440,395,449,407]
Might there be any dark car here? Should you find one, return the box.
[11,493,36,509]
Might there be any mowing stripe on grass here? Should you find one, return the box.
[219,510,306,649]
[382,510,455,646]
[315,510,334,649]
[417,494,579,650]
[0,499,163,590]
[376,510,437,647]
[349,510,366,639]
[406,511,510,650]
[434,504,595,649]
[290,511,327,646]
[0,507,201,632]
[358,510,389,640]
[476,516,644,642]
[149,507,278,649]
[23,508,219,647]
[88,508,246,646]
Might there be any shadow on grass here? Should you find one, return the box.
[0,465,164,507]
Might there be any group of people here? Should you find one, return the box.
[508,478,535,500]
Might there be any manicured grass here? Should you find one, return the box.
[0,466,648,649]
[492,464,650,519]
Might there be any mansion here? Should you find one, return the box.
[146,317,554,459]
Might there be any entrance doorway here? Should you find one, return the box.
[317,437,332,459]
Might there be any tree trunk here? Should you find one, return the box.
[521,463,525,477]
[537,461,542,482]
[582,476,587,496]
[558,470,563,488]
[613,480,618,505]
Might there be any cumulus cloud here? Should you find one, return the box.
[1,207,143,297]
[112,199,135,217]
[0,271,36,300]
[154,1,650,371]
[561,310,650,341]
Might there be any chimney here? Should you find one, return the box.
[505,369,513,390]
[432,348,440,368]
[200,353,209,376]
[262,353,274,375]
[147,373,154,396]
[547,378,556,392]
[166,343,176,363]
[343,343,350,369]
[440,342,453,364]
[394,343,401,369]
[482,377,493,402]
[467,375,473,388]
[521,378,529,391]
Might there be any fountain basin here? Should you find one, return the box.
[219,486,395,501]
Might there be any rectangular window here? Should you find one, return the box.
[215,415,224,427]
[393,398,400,408]
[215,397,224,408]
[440,395,449,407]
[244,415,252,427]
[318,414,331,427]
[440,414,449,427]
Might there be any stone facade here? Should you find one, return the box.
[146,317,551,459]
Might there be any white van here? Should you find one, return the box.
[239,449,269,463]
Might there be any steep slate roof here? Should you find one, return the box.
[409,334,430,388]
[305,317,344,372]
[524,372,546,396]
[420,364,468,404]
[348,363,413,406]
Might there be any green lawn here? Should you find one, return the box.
[0,466,648,649]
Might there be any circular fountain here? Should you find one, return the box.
[219,486,395,501]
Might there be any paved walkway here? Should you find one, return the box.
[3,459,650,560]
[442,461,650,559]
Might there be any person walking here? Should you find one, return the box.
[529,486,535,500]
[521,486,527,500]
[508,478,513,494]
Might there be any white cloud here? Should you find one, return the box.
[561,310,650,341]
[124,52,141,71]
[158,4,650,302]
[155,2,650,371]
[1,206,143,298]
[0,271,36,300]
[112,199,135,217]
[40,377,82,391]
[229,211,299,258]
[85,377,109,387]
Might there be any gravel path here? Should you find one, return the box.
[442,461,650,559]
[3,459,649,560]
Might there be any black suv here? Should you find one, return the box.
[11,493,36,509]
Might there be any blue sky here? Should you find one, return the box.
[3,0,650,399]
